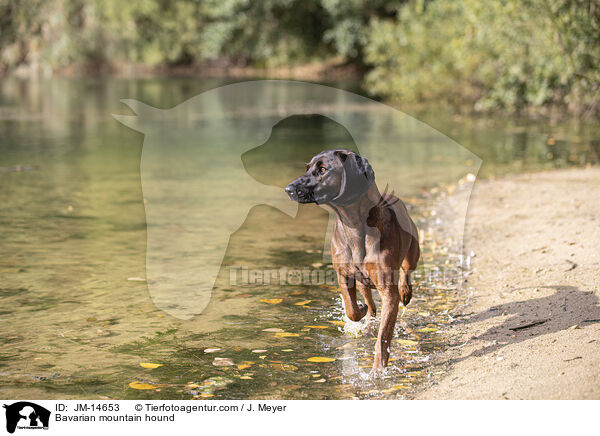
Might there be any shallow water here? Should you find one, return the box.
[0,77,598,399]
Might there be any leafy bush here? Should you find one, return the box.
[364,0,600,112]
[1,0,599,113]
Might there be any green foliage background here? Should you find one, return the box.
[1,0,599,113]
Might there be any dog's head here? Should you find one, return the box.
[285,149,375,205]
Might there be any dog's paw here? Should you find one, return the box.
[357,302,369,317]
[399,286,412,306]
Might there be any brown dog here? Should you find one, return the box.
[285,149,420,370]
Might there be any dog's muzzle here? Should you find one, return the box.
[285,181,314,203]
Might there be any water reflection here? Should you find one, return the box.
[0,78,598,399]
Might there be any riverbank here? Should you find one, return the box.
[418,167,600,399]
[5,57,362,82]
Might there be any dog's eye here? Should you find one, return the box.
[318,167,327,175]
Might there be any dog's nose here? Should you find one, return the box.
[285,183,299,200]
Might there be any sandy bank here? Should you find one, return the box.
[418,167,600,399]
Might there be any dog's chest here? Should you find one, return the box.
[331,224,380,277]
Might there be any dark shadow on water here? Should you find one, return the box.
[457,286,600,358]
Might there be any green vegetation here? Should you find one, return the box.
[365,0,600,113]
[1,0,599,114]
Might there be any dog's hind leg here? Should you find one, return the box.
[399,234,419,306]
[357,281,376,317]
[338,275,368,322]
[399,267,412,306]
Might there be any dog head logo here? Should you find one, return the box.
[3,402,50,434]
[113,80,480,320]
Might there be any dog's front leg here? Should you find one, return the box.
[372,285,400,370]
[357,281,376,317]
[338,274,368,322]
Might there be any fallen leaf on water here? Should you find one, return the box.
[200,393,214,398]
[305,325,328,329]
[139,362,163,369]
[262,328,285,333]
[295,300,312,306]
[204,348,222,353]
[260,298,282,304]
[314,378,326,383]
[237,364,251,370]
[212,358,234,367]
[281,349,294,352]
[251,349,267,353]
[418,327,438,333]
[259,355,267,360]
[239,376,253,380]
[198,376,235,395]
[269,363,298,372]
[382,384,409,393]
[398,339,418,346]
[274,332,299,338]
[128,381,159,390]
[311,374,321,378]
[307,357,336,363]
[328,320,345,327]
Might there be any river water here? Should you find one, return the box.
[0,77,597,399]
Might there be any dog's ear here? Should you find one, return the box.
[334,150,374,183]
[334,149,349,162]
[332,150,375,205]
[334,150,375,182]
[354,154,375,183]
